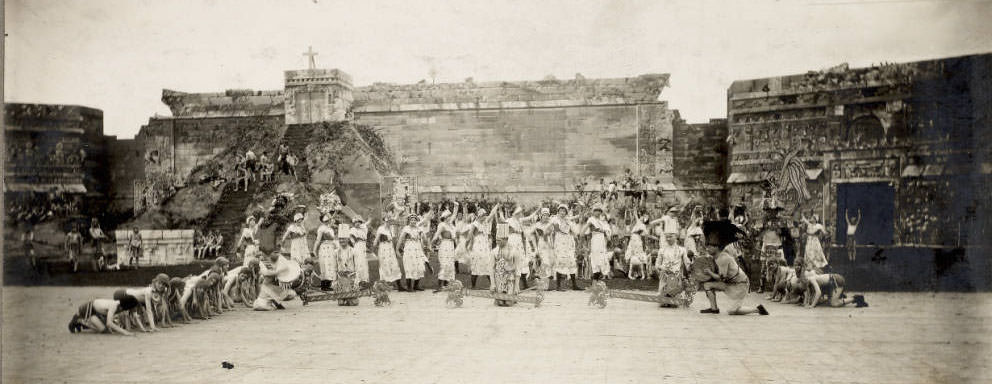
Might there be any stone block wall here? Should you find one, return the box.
[355,103,671,196]
[114,229,194,265]
[673,118,728,186]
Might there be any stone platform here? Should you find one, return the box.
[2,288,989,383]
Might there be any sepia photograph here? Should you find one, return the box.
[2,0,991,383]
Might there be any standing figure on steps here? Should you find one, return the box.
[281,212,310,265]
[313,214,338,291]
[491,224,518,307]
[399,213,431,291]
[432,207,458,292]
[469,205,500,289]
[374,214,404,291]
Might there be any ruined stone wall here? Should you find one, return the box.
[106,139,145,212]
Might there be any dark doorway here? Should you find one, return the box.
[836,182,894,245]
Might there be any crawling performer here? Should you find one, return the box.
[782,264,816,305]
[764,262,796,302]
[167,277,191,323]
[111,274,170,332]
[179,274,218,320]
[68,295,140,335]
[803,272,868,308]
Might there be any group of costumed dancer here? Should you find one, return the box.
[67,195,869,335]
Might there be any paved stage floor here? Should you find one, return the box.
[3,287,990,383]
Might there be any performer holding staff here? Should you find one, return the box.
[374,213,404,291]
[281,212,310,265]
[469,204,500,289]
[351,216,371,286]
[432,206,458,292]
[552,204,581,291]
[491,224,519,306]
[399,213,431,291]
[313,214,338,291]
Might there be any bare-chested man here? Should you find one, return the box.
[111,274,170,332]
[253,251,301,311]
[802,272,868,308]
[68,295,139,335]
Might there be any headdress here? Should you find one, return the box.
[293,213,304,222]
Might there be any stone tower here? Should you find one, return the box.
[284,68,353,125]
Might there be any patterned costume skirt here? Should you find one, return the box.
[377,241,402,282]
[317,242,337,280]
[471,234,493,276]
[353,241,370,283]
[508,234,528,275]
[455,238,471,264]
[625,235,647,265]
[536,240,555,278]
[493,256,519,303]
[589,233,610,274]
[437,239,457,281]
[402,240,427,280]
[554,235,577,275]
[805,236,827,272]
[289,238,310,265]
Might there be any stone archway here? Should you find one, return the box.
[848,115,886,145]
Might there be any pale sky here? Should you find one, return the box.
[6,0,992,138]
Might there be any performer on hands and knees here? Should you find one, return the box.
[374,213,404,291]
[68,294,139,335]
[699,221,769,316]
[469,205,500,289]
[552,204,582,291]
[802,270,868,308]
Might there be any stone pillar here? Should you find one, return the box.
[284,68,353,125]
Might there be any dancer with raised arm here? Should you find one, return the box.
[469,204,499,289]
[504,205,538,289]
[432,206,458,292]
[801,213,828,273]
[281,212,310,265]
[845,209,862,261]
[374,213,404,291]
[552,204,581,291]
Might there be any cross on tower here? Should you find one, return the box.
[303,46,318,70]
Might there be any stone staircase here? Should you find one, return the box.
[199,123,316,257]
[280,124,314,182]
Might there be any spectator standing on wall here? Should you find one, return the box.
[89,218,108,269]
